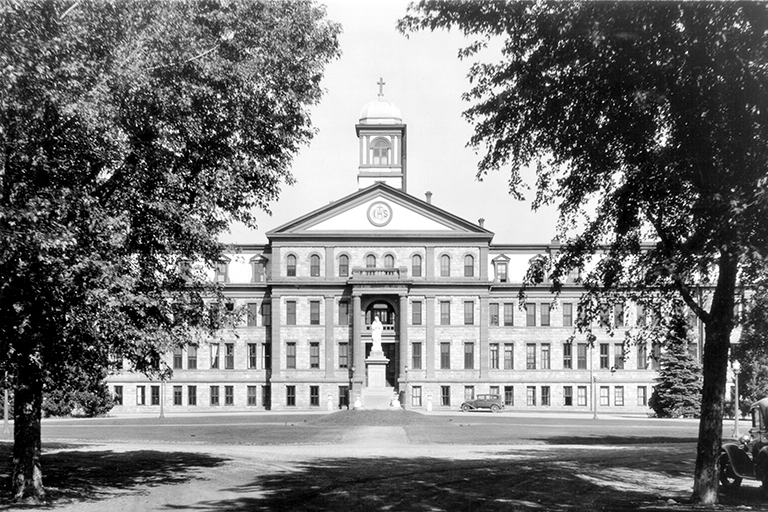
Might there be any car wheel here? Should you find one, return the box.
[461,404,470,412]
[719,454,742,492]
[490,404,500,413]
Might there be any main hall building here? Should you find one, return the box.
[109,91,672,414]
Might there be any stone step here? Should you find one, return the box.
[358,387,398,410]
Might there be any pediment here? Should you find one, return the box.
[267,183,492,239]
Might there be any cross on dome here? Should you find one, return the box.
[377,77,386,99]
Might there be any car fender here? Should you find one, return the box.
[722,443,756,479]
[755,447,768,480]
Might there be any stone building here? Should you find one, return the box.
[108,90,673,414]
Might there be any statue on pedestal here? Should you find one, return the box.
[371,315,383,354]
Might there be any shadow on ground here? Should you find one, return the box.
[163,449,708,512]
[0,442,228,510]
[542,435,699,445]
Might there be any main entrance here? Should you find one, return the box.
[365,342,397,387]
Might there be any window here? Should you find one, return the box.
[504,343,514,369]
[248,344,258,369]
[262,386,271,409]
[339,255,349,277]
[286,301,296,325]
[577,344,587,369]
[261,302,271,327]
[412,255,422,277]
[440,342,450,369]
[490,385,499,396]
[564,386,573,406]
[210,344,220,369]
[310,386,320,407]
[615,386,625,406]
[563,343,572,369]
[563,302,573,327]
[225,343,234,369]
[310,300,320,325]
[247,303,259,327]
[464,386,475,400]
[310,254,320,277]
[464,255,474,277]
[247,386,258,406]
[310,342,320,369]
[251,258,266,282]
[541,386,550,406]
[464,342,474,369]
[339,343,349,369]
[173,348,183,369]
[600,386,609,406]
[384,254,395,268]
[464,301,474,325]
[287,385,296,407]
[210,386,220,406]
[526,303,536,326]
[504,386,514,406]
[441,386,451,407]
[225,385,234,406]
[504,303,514,326]
[187,346,197,370]
[338,301,349,325]
[440,301,450,325]
[526,386,536,406]
[188,385,197,406]
[541,303,550,326]
[490,343,499,369]
[113,386,123,406]
[339,386,349,409]
[577,386,587,406]
[614,303,625,327]
[286,254,296,277]
[496,262,508,282]
[262,342,271,370]
[614,343,624,370]
[651,344,661,370]
[600,344,609,369]
[636,305,647,327]
[286,342,296,369]
[412,301,422,325]
[526,343,536,369]
[440,255,450,277]
[371,138,391,165]
[541,344,551,370]
[637,344,648,369]
[412,386,422,407]
[489,303,499,326]
[637,386,648,406]
[366,254,376,268]
[599,304,611,327]
[412,342,422,369]
[215,260,228,283]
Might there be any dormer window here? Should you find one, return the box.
[492,255,510,283]
[215,258,229,284]
[250,256,267,283]
[371,138,391,166]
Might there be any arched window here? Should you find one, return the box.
[366,254,376,268]
[286,254,296,277]
[412,255,422,277]
[384,254,395,268]
[338,255,349,277]
[440,255,451,277]
[310,254,320,277]
[464,255,474,277]
[365,300,396,326]
[371,138,391,165]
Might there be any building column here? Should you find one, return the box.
[324,295,335,379]
[425,247,435,279]
[479,296,489,379]
[271,295,282,374]
[425,295,435,379]
[399,294,408,380]
[353,295,364,393]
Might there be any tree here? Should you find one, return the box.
[650,316,703,418]
[399,1,768,504]
[0,0,339,503]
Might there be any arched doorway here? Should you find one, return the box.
[364,299,397,387]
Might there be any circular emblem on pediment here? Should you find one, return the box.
[367,201,393,227]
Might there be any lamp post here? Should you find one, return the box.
[733,360,741,438]
[404,365,409,410]
[2,372,9,436]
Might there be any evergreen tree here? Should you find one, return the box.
[650,316,703,418]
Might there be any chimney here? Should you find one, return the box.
[425,191,432,204]
[478,218,485,228]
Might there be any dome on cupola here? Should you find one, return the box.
[359,78,402,125]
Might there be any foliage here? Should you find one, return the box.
[42,371,114,418]
[650,316,703,418]
[0,0,340,502]
[732,283,768,405]
[399,1,768,504]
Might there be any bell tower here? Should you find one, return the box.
[356,78,407,191]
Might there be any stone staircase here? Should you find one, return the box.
[359,386,397,410]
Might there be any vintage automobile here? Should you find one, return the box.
[460,394,504,413]
[719,397,768,493]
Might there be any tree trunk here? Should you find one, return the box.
[691,251,738,504]
[11,364,45,504]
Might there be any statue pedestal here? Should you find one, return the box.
[361,352,392,409]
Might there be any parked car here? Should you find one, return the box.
[719,397,768,493]
[460,394,503,413]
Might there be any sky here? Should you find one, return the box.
[223,0,560,245]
